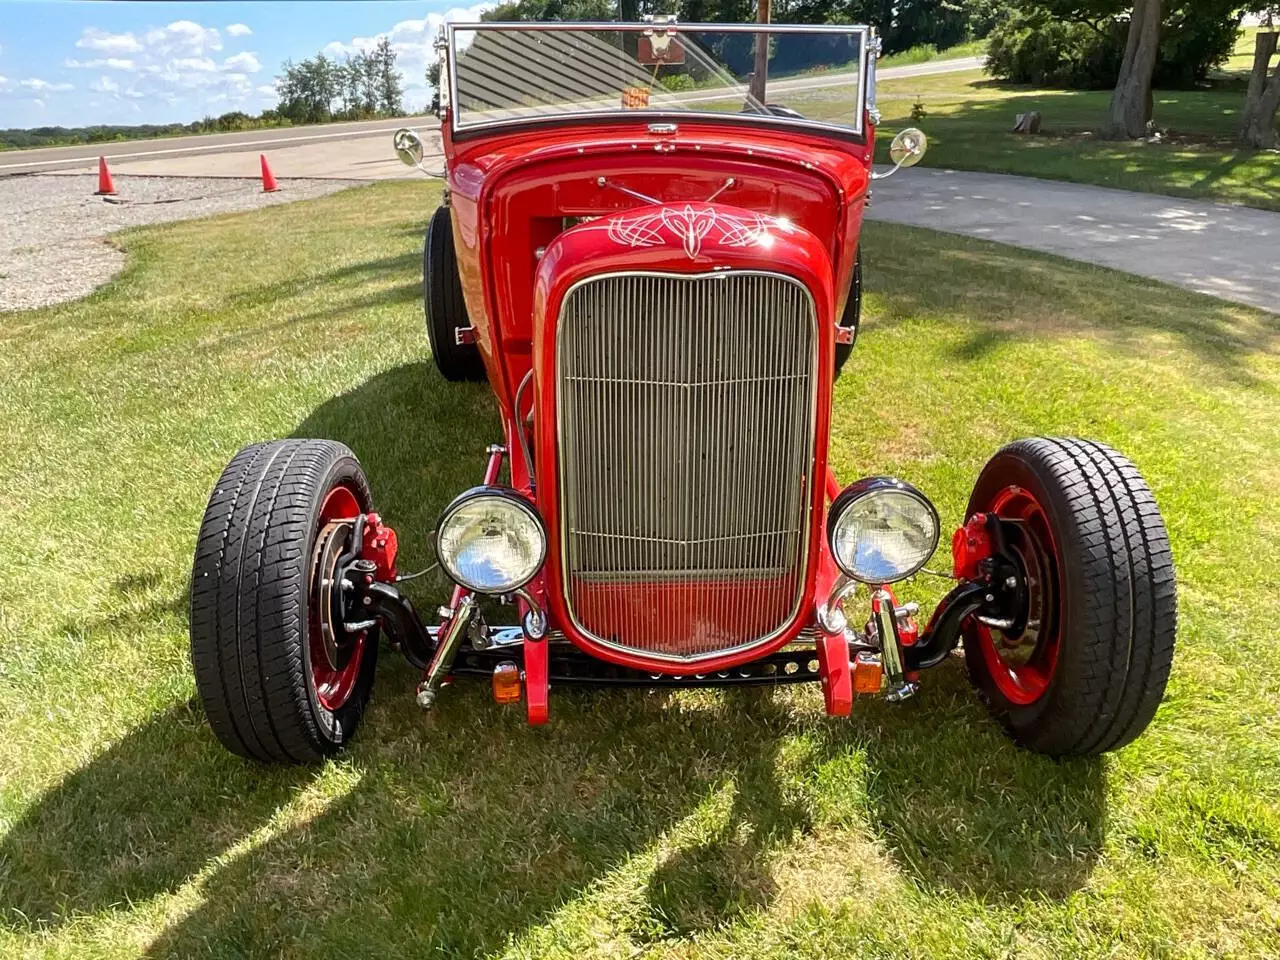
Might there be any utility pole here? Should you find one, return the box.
[749,0,770,106]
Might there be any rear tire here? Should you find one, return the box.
[963,437,1177,756]
[834,246,861,376]
[424,205,486,383]
[189,440,378,763]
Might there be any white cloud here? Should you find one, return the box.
[171,57,218,73]
[144,20,222,57]
[226,23,252,38]
[65,57,137,71]
[255,83,277,96]
[221,52,260,73]
[91,75,120,94]
[77,28,144,55]
[19,78,74,93]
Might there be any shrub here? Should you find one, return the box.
[987,4,1241,90]
[987,11,1124,89]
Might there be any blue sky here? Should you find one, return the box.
[0,1,493,129]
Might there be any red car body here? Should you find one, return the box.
[441,115,873,679]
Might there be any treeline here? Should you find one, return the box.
[1,37,408,149]
[276,37,405,124]
[0,114,294,151]
[481,0,1004,57]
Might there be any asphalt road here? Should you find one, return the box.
[0,116,430,177]
[0,56,985,179]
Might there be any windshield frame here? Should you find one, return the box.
[444,21,876,141]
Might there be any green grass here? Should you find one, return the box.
[867,68,1280,210]
[2,182,1280,959]
[878,39,988,71]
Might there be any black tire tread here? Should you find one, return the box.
[965,437,1176,756]
[190,439,375,763]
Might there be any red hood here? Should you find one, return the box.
[533,201,836,324]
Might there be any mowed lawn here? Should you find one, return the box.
[1,182,1279,959]
[871,68,1280,211]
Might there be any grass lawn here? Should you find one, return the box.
[2,182,1280,959]
[870,67,1280,211]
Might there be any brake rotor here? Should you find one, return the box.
[313,519,356,672]
[993,518,1055,667]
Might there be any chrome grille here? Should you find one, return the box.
[557,271,818,660]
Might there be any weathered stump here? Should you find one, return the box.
[1012,111,1042,135]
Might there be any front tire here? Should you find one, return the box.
[189,440,378,763]
[963,437,1177,756]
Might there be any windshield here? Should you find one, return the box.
[447,23,872,138]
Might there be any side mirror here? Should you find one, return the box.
[393,128,425,167]
[872,127,929,181]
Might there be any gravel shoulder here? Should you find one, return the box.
[0,174,360,312]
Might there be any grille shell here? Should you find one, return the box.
[555,270,819,662]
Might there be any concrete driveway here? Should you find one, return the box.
[866,169,1280,313]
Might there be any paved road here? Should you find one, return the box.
[0,56,984,179]
[0,116,428,177]
[866,168,1280,313]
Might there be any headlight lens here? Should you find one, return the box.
[436,488,546,594]
[829,478,940,584]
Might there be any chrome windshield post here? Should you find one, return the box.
[866,29,882,126]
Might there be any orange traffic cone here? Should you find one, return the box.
[259,154,279,193]
[95,156,116,195]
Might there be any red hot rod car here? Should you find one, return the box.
[189,21,1177,763]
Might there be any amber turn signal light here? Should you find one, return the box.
[852,652,883,695]
[492,661,523,704]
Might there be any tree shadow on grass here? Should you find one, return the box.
[861,221,1280,380]
[2,363,1104,951]
[0,671,1102,951]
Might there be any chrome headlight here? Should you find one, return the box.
[828,477,940,584]
[436,487,546,594]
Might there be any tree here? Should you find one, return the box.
[276,54,340,124]
[373,37,404,115]
[427,60,442,115]
[1107,0,1163,138]
[338,54,366,117]
[1240,13,1280,147]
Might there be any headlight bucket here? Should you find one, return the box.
[435,486,547,595]
[827,477,940,584]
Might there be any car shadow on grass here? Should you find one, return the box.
[1,362,1104,951]
[0,672,1102,952]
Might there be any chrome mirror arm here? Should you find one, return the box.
[871,160,908,181]
[393,128,446,180]
[871,126,929,181]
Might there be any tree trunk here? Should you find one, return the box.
[1240,31,1280,149]
[749,0,770,106]
[1107,0,1163,139]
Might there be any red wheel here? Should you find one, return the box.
[962,438,1177,756]
[972,485,1061,706]
[308,485,369,712]
[190,440,379,763]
